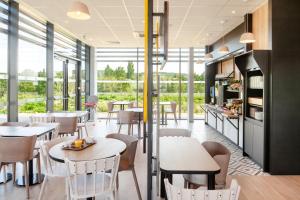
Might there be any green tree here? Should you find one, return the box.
[36,69,46,95]
[114,67,126,80]
[104,65,114,78]
[19,81,35,93]
[127,62,135,80]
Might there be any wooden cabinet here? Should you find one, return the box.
[244,118,264,167]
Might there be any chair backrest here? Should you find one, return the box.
[170,102,177,112]
[54,116,78,134]
[30,115,54,123]
[164,178,240,200]
[65,155,120,199]
[87,95,98,103]
[0,135,37,162]
[40,136,77,175]
[202,141,231,186]
[106,133,138,170]
[0,122,29,127]
[107,102,115,112]
[118,110,134,124]
[159,128,191,137]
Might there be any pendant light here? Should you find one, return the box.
[67,1,91,20]
[218,20,229,54]
[240,14,255,43]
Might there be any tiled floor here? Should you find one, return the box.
[0,118,267,200]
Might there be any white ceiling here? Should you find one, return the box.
[18,0,266,48]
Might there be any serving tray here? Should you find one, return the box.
[62,142,96,151]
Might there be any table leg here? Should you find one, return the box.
[138,113,141,138]
[207,174,215,190]
[160,171,172,199]
[16,160,44,186]
[161,105,165,125]
[143,122,146,153]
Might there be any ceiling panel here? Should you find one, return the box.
[19,0,267,47]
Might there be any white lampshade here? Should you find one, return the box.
[219,46,229,54]
[204,53,213,60]
[240,32,256,43]
[67,1,90,20]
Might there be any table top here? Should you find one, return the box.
[125,108,143,113]
[160,102,171,105]
[160,137,220,174]
[113,101,131,105]
[32,111,88,118]
[0,125,56,137]
[49,138,126,163]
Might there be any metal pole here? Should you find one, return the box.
[76,40,82,110]
[46,22,54,112]
[7,0,19,122]
[146,0,153,199]
[188,47,194,123]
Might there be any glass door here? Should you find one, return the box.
[53,55,80,111]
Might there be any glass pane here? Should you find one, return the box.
[0,32,7,122]
[54,58,64,111]
[18,39,46,119]
[194,61,205,119]
[68,62,76,111]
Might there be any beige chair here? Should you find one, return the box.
[159,128,191,137]
[65,155,120,200]
[77,113,89,138]
[183,141,231,189]
[164,178,240,200]
[54,116,78,138]
[30,115,54,123]
[106,134,142,200]
[118,111,138,135]
[0,136,39,199]
[0,122,29,127]
[165,102,178,124]
[106,101,119,124]
[38,136,77,200]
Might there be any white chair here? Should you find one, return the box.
[85,95,98,122]
[77,113,89,138]
[165,102,178,124]
[159,128,191,137]
[38,136,77,200]
[164,178,240,200]
[65,155,120,200]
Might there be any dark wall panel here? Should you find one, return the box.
[269,0,300,174]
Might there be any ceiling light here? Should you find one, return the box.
[133,31,144,38]
[240,32,256,43]
[204,53,213,60]
[231,10,236,14]
[67,1,90,20]
[219,46,229,54]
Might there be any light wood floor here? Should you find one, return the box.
[0,120,300,200]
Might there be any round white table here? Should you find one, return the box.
[49,138,126,163]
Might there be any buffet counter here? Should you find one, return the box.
[204,104,243,148]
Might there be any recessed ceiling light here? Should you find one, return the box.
[231,10,236,14]
[106,41,120,44]
[220,20,226,24]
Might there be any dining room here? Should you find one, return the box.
[2,0,300,199]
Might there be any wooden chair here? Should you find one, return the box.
[118,111,138,135]
[164,178,240,200]
[0,136,39,199]
[38,136,77,200]
[54,116,78,138]
[106,134,142,200]
[106,101,119,124]
[183,141,231,189]
[65,154,120,200]
[165,102,178,124]
[159,128,191,137]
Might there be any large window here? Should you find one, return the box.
[18,11,47,118]
[96,48,205,119]
[0,0,8,122]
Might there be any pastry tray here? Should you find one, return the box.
[62,142,95,151]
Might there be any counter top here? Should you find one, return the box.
[205,104,240,119]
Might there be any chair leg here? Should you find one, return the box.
[165,113,168,124]
[116,173,119,190]
[127,124,131,135]
[12,163,16,184]
[24,162,30,199]
[84,125,89,137]
[174,113,178,124]
[65,179,70,200]
[38,176,47,200]
[132,168,142,200]
[37,155,42,183]
[118,124,122,133]
[184,179,188,188]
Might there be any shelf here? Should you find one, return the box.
[248,88,263,90]
[248,103,263,108]
[245,117,263,126]
[227,89,240,93]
